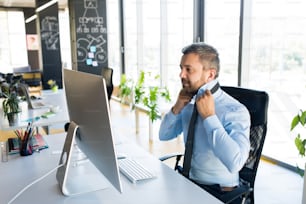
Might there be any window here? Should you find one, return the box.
[246,0,306,167]
[121,0,193,94]
[202,0,306,168]
[0,10,27,73]
[123,0,138,79]
[141,0,160,76]
[107,0,121,85]
[58,9,71,70]
[205,0,240,86]
[162,0,193,95]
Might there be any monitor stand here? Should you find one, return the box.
[56,121,111,196]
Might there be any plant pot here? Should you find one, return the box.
[303,163,306,204]
[51,85,58,93]
[149,119,154,142]
[7,113,19,126]
[148,119,161,143]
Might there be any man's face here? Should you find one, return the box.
[179,53,215,94]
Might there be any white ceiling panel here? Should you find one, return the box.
[0,0,67,9]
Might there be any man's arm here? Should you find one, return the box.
[196,89,250,173]
[203,107,250,173]
[172,89,194,115]
[159,111,182,141]
[159,88,193,141]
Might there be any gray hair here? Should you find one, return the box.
[182,42,220,78]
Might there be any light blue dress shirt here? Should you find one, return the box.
[159,80,250,187]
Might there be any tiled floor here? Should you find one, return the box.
[109,99,304,204]
[255,159,303,204]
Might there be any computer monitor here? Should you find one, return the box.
[56,69,122,196]
[18,83,47,109]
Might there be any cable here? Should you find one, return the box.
[7,163,64,204]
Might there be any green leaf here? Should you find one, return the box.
[160,87,171,102]
[154,74,160,80]
[300,110,306,126]
[134,86,145,104]
[119,74,134,99]
[291,115,300,131]
[137,70,145,86]
[149,87,158,103]
[295,134,306,156]
[118,70,171,122]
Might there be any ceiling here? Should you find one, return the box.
[0,0,67,9]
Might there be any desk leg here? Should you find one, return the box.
[149,120,153,143]
[135,109,139,134]
[40,126,50,135]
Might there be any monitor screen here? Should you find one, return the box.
[18,83,47,109]
[56,69,122,196]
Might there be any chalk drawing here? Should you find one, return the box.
[75,0,108,65]
[77,34,107,63]
[41,16,60,50]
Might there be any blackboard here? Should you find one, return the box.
[72,0,108,75]
[39,3,63,89]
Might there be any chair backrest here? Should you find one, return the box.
[101,67,114,100]
[101,67,113,86]
[13,65,31,74]
[221,86,269,187]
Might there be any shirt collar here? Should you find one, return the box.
[193,80,220,101]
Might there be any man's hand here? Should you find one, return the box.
[171,89,194,115]
[196,89,215,119]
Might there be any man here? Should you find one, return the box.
[159,43,250,197]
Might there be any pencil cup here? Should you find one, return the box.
[19,138,33,156]
[1,141,9,162]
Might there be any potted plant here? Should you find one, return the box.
[291,109,306,174]
[119,70,171,121]
[1,82,21,125]
[290,109,306,203]
[47,79,58,92]
[118,70,171,140]
[118,74,134,105]
[137,73,171,123]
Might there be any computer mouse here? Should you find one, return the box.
[30,95,42,100]
[116,153,127,160]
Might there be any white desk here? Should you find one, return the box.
[0,89,69,132]
[0,133,222,204]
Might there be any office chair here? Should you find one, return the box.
[160,86,269,204]
[101,67,114,101]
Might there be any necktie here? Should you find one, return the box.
[182,82,220,178]
[182,102,198,178]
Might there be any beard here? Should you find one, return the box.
[181,79,198,95]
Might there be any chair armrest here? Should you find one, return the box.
[239,167,255,185]
[159,152,184,161]
[159,153,184,171]
[219,185,252,204]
